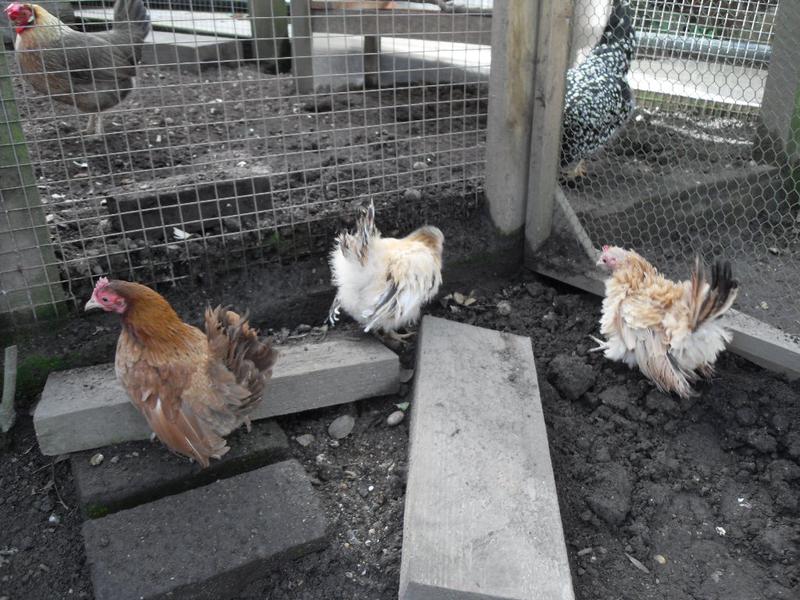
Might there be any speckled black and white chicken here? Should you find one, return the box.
[560,0,636,178]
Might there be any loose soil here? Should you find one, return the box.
[1,270,798,600]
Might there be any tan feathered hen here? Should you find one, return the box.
[5,0,150,135]
[328,200,443,341]
[592,246,738,399]
[85,278,277,467]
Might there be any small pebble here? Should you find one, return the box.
[89,453,104,466]
[295,433,315,447]
[48,514,60,525]
[386,410,405,427]
[496,301,512,316]
[328,415,355,440]
[403,188,422,202]
[654,554,667,565]
[399,369,414,384]
[110,456,120,464]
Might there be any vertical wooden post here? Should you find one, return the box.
[484,0,539,242]
[363,35,381,89]
[525,0,572,254]
[290,0,315,94]
[250,0,290,73]
[0,47,64,321]
[755,1,800,161]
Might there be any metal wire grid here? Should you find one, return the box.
[555,0,799,336]
[0,0,491,320]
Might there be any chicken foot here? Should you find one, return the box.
[587,335,608,352]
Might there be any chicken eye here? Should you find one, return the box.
[101,296,109,302]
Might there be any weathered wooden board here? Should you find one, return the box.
[399,316,574,600]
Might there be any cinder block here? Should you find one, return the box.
[82,459,328,600]
[399,316,575,600]
[72,419,289,518]
[34,336,399,455]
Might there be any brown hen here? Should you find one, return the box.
[85,278,277,467]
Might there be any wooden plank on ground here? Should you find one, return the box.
[399,316,575,600]
[34,335,399,456]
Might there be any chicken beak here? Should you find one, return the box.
[595,254,605,267]
[84,297,102,312]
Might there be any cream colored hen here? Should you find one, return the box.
[592,245,738,398]
[328,200,443,341]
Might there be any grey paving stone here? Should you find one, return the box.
[399,316,575,600]
[34,335,399,455]
[72,419,289,518]
[83,459,327,600]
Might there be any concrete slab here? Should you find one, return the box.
[399,316,574,600]
[34,335,399,455]
[72,419,289,518]
[141,30,243,71]
[82,459,327,600]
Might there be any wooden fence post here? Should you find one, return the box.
[250,0,291,73]
[484,0,539,256]
[0,47,65,322]
[755,1,800,162]
[290,0,315,94]
[524,0,572,254]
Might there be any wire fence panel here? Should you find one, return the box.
[550,0,798,339]
[0,0,491,321]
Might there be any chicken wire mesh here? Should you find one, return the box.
[0,0,491,321]
[549,0,799,338]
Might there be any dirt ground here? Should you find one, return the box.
[1,269,798,600]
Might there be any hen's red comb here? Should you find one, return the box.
[94,276,109,290]
[602,244,610,251]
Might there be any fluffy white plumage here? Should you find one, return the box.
[328,201,443,336]
[592,246,738,399]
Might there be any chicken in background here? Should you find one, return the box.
[560,0,635,179]
[85,278,277,467]
[4,0,150,136]
[328,200,444,342]
[592,246,739,399]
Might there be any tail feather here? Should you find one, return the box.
[338,199,378,265]
[205,306,278,407]
[113,0,151,43]
[689,257,738,332]
[597,0,635,61]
